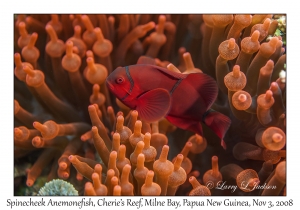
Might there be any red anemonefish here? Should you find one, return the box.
[106,57,231,148]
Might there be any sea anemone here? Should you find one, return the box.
[13,14,286,196]
[37,179,78,196]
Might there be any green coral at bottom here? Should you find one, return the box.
[38,179,78,196]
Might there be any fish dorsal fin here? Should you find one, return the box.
[154,65,187,80]
[133,63,187,80]
[137,56,156,65]
[136,88,171,122]
[185,73,218,110]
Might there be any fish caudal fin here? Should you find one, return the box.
[203,109,231,149]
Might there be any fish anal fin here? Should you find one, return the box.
[136,88,171,122]
[185,73,218,110]
[166,115,203,136]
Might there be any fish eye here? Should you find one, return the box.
[116,77,124,84]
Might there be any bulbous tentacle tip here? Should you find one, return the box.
[62,172,70,179]
[166,63,181,73]
[262,127,286,151]
[18,21,26,32]
[26,179,34,187]
[31,136,42,147]
[13,13,286,196]
[157,15,166,31]
[232,90,252,110]
[212,15,233,27]
[143,21,156,31]
[228,38,236,50]
[219,38,240,60]
[224,65,247,91]
[29,32,38,47]
[23,65,35,77]
[251,30,260,41]
[59,162,68,170]
[81,15,94,32]
[235,15,252,27]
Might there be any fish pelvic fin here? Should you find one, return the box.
[203,109,231,149]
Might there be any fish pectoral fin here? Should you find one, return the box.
[136,88,171,122]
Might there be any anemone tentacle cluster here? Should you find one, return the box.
[14,14,286,196]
